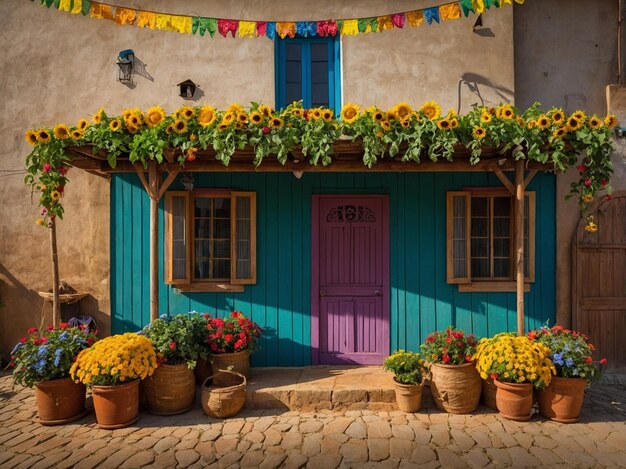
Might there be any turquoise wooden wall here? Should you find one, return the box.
[111,171,556,367]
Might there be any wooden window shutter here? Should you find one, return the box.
[447,192,471,284]
[524,192,536,282]
[231,192,257,284]
[164,192,190,285]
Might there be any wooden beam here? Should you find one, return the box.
[524,169,539,189]
[148,161,160,321]
[157,168,181,201]
[133,164,151,197]
[49,218,60,328]
[515,159,525,336]
[494,168,515,195]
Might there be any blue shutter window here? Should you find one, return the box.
[275,36,341,114]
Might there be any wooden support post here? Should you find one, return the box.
[49,218,60,327]
[148,161,159,322]
[515,160,525,336]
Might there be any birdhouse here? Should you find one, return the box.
[178,79,197,99]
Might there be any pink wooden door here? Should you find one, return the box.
[312,195,389,364]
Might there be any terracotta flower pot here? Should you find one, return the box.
[393,380,423,413]
[481,378,498,410]
[494,379,534,421]
[211,350,251,386]
[194,357,212,386]
[143,363,195,415]
[92,379,140,429]
[537,376,587,423]
[35,377,87,425]
[429,362,482,414]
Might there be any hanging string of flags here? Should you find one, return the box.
[37,0,524,39]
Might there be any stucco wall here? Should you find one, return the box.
[0,0,516,357]
[514,0,626,327]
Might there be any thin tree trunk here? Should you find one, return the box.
[49,218,60,327]
[515,160,525,336]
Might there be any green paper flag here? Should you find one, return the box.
[81,0,90,16]
[45,0,55,8]
[54,0,60,9]
[193,17,216,37]
[460,0,475,16]
[358,17,377,33]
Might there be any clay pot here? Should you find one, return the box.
[429,362,482,414]
[481,378,498,410]
[537,376,587,423]
[92,379,140,429]
[393,380,423,413]
[494,380,534,421]
[143,363,195,415]
[194,357,212,386]
[34,377,87,425]
[211,350,251,386]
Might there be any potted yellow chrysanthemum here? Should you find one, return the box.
[70,333,157,429]
[383,350,427,413]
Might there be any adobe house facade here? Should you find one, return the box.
[0,0,624,370]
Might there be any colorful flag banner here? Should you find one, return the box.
[36,0,525,39]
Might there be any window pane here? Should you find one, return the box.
[494,239,510,258]
[493,217,510,237]
[472,259,490,278]
[471,197,488,217]
[195,198,211,217]
[493,196,510,217]
[286,42,301,61]
[214,219,230,239]
[311,43,328,62]
[286,83,302,105]
[494,259,510,277]
[286,61,302,83]
[311,61,328,84]
[471,238,489,258]
[171,196,187,280]
[214,198,230,218]
[311,83,329,108]
[471,217,488,237]
[213,240,231,259]
[195,219,211,238]
[213,260,230,279]
[195,240,212,279]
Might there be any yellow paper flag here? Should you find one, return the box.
[71,0,82,15]
[341,19,359,36]
[406,10,424,27]
[238,20,255,38]
[156,14,174,32]
[377,16,394,32]
[277,22,296,38]
[114,8,137,26]
[440,3,462,21]
[90,3,114,21]
[59,0,71,12]
[137,11,157,29]
[171,15,192,34]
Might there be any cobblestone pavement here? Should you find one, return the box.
[0,374,625,468]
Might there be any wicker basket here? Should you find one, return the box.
[201,371,247,418]
[429,362,482,414]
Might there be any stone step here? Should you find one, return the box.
[243,366,399,411]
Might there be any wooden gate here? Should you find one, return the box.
[573,191,626,373]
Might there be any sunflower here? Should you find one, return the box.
[437,118,451,130]
[420,100,441,120]
[172,119,188,134]
[552,127,567,138]
[258,105,273,118]
[25,130,38,145]
[588,115,602,130]
[572,110,586,123]
[499,104,515,120]
[71,129,84,140]
[249,111,264,125]
[222,113,236,125]
[122,108,141,121]
[129,115,141,127]
[322,109,334,122]
[198,106,217,128]
[400,118,411,129]
[145,106,166,128]
[109,119,122,132]
[550,110,565,125]
[527,120,537,129]
[473,126,486,139]
[536,115,551,129]
[270,117,283,128]
[291,108,304,118]
[582,193,594,203]
[386,108,397,121]
[178,106,195,120]
[480,112,492,123]
[340,103,361,124]
[218,123,229,131]
[372,111,385,123]
[394,102,413,120]
[516,116,525,126]
[311,108,323,120]
[77,119,89,130]
[37,129,51,143]
[93,107,106,124]
[450,118,459,129]
[165,125,174,135]
[585,222,598,233]
[227,103,245,115]
[380,120,391,132]
[604,114,618,129]
[237,112,249,124]
[50,190,62,202]
[567,116,582,131]
[53,124,70,140]
[126,125,139,134]
[447,108,457,117]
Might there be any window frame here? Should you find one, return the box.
[274,35,342,114]
[164,189,256,292]
[446,188,535,292]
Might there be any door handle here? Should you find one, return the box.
[374,290,381,296]
[320,290,326,297]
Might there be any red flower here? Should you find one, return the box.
[442,354,451,364]
[224,334,234,343]
[58,186,64,194]
[210,342,218,351]
[60,322,70,329]
[231,311,242,318]
[527,331,537,340]
[425,336,435,343]
[43,162,52,173]
[40,337,48,344]
[303,110,309,120]
[87,338,94,346]
[584,179,592,187]
[490,373,499,380]
[445,337,452,344]
[600,358,608,365]
[169,342,177,350]
[457,341,463,347]
[262,126,271,134]
[59,165,68,176]
[601,179,609,187]
[47,324,54,331]
[203,313,210,318]
[27,327,37,334]
[465,354,472,362]
[577,165,587,174]
[19,336,27,343]
[585,356,593,363]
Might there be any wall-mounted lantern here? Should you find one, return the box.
[116,49,135,83]
[178,79,197,99]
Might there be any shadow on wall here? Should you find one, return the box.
[457,72,515,110]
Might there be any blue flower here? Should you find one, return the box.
[10,342,23,355]
[59,332,69,341]
[34,358,47,373]
[552,353,564,366]
[53,348,63,367]
[565,357,574,367]
[37,345,48,358]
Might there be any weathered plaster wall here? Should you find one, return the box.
[0,0,516,357]
[514,0,626,327]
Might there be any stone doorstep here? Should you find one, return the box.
[243,366,416,411]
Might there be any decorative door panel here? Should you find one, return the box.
[312,196,389,365]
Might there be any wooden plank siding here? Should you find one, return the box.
[110,171,556,367]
